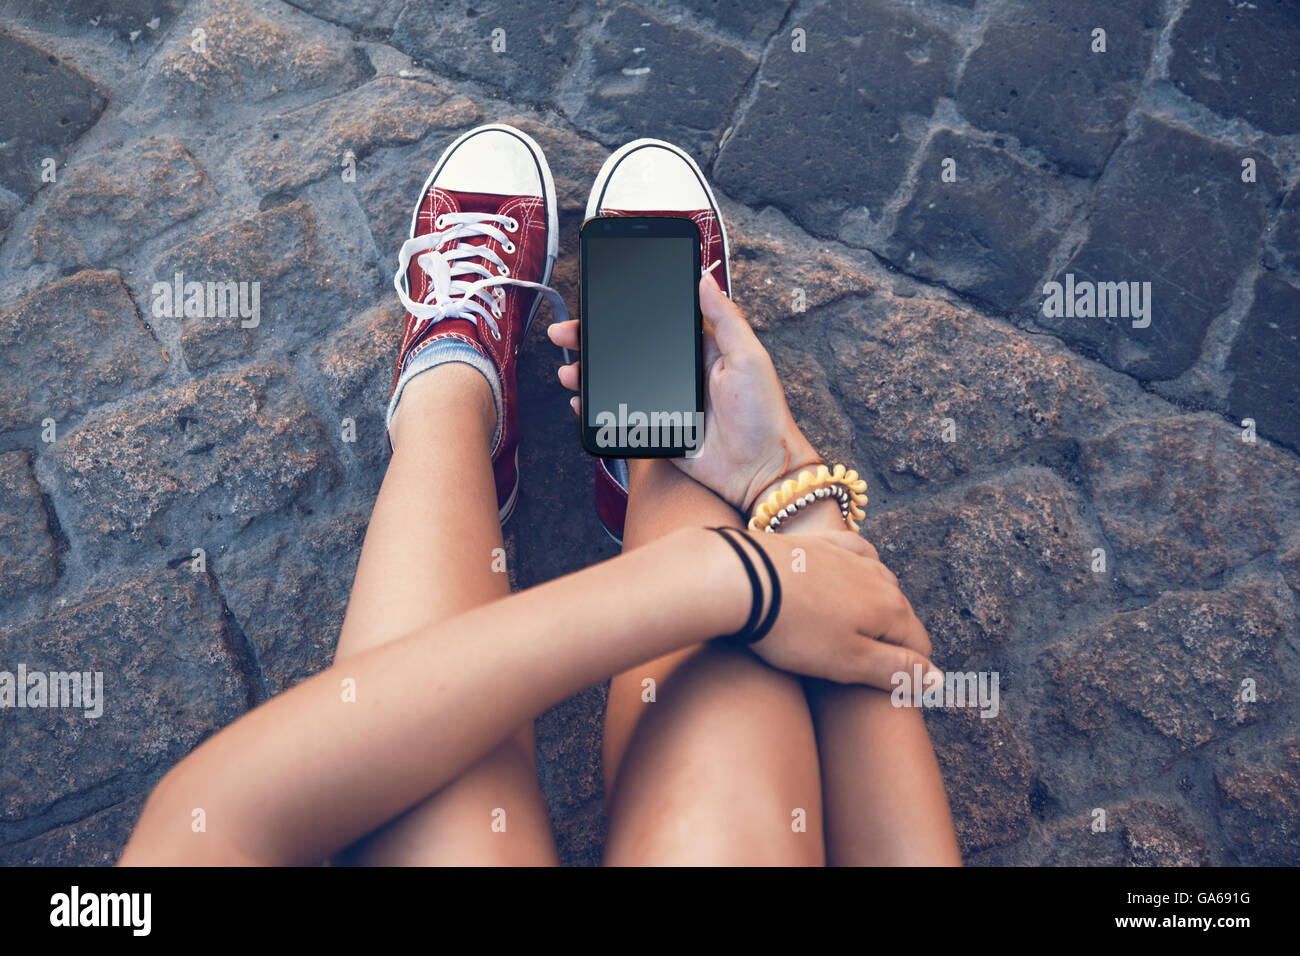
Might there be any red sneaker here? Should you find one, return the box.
[579,139,732,545]
[387,124,566,523]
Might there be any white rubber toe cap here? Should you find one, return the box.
[435,125,546,197]
[588,139,712,214]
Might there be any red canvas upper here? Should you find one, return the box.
[391,186,550,511]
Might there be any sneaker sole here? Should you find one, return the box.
[407,123,559,525]
[499,445,522,526]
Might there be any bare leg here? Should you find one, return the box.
[782,504,961,865]
[601,459,824,866]
[807,682,961,865]
[333,366,558,865]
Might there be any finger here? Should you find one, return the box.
[547,319,580,350]
[908,615,932,660]
[699,271,758,357]
[569,395,579,416]
[867,585,930,657]
[890,605,932,659]
[834,639,940,692]
[858,584,927,653]
[858,538,880,562]
[557,361,579,391]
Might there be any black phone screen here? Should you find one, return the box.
[580,217,703,457]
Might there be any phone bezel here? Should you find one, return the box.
[578,215,704,459]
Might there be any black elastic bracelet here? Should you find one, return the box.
[709,527,763,643]
[721,527,782,645]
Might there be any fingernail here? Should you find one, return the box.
[701,270,720,291]
[569,395,579,413]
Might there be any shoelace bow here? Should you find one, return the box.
[393,210,567,344]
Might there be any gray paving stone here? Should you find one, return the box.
[1281,542,1300,596]
[866,468,1102,666]
[1039,115,1280,379]
[1265,182,1300,275]
[22,136,216,268]
[825,295,1111,491]
[217,509,365,696]
[152,200,376,371]
[0,452,58,606]
[1029,800,1211,866]
[0,195,17,247]
[727,211,878,332]
[462,261,615,865]
[0,30,105,202]
[885,129,1076,312]
[48,365,339,561]
[311,300,402,474]
[926,705,1033,856]
[714,0,959,239]
[237,77,481,197]
[284,0,401,35]
[392,0,579,103]
[565,2,755,161]
[1226,273,1300,454]
[669,0,793,42]
[1040,584,1284,793]
[1079,415,1300,598]
[132,0,367,120]
[0,570,248,824]
[1214,737,1300,865]
[3,1,183,44]
[1170,0,1300,136]
[0,796,144,866]
[508,249,621,591]
[955,0,1162,178]
[0,270,169,435]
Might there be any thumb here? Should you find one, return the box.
[699,271,757,357]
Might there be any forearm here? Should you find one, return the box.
[121,526,744,866]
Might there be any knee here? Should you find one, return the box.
[605,786,823,865]
[603,648,824,866]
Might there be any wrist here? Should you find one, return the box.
[776,493,850,533]
[739,425,820,518]
[672,526,754,639]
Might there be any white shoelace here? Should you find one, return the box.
[392,210,567,343]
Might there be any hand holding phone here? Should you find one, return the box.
[553,233,819,512]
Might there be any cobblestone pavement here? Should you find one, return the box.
[1,0,1297,866]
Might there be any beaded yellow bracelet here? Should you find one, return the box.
[747,464,868,533]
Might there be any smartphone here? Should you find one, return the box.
[579,215,704,457]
